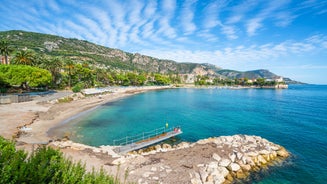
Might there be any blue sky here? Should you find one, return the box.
[0,0,327,84]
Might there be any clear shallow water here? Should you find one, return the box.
[50,85,327,183]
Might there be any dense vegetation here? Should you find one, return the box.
[0,65,51,90]
[195,75,285,86]
[0,30,296,93]
[0,38,177,92]
[0,30,188,92]
[0,30,218,74]
[0,136,127,184]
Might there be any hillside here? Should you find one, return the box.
[0,30,299,83]
[217,69,278,79]
[0,30,220,75]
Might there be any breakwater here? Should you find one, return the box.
[51,134,289,184]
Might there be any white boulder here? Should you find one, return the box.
[219,159,231,167]
[228,163,241,171]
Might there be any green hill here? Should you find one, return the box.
[0,30,219,74]
[0,30,300,83]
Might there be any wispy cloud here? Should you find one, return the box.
[155,0,177,39]
[180,0,197,35]
[274,11,297,27]
[203,0,225,29]
[47,0,61,13]
[220,25,238,39]
[226,0,258,24]
[246,18,262,36]
[139,34,326,69]
[197,30,218,42]
[1,0,326,68]
[246,0,292,36]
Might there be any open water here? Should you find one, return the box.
[50,85,327,183]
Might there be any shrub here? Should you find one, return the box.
[72,82,84,93]
[0,136,119,184]
[58,97,73,103]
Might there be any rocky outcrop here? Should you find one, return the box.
[189,135,289,184]
[50,135,289,184]
[129,135,289,184]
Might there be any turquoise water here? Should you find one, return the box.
[51,85,327,183]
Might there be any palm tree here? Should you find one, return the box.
[39,56,63,87]
[64,59,75,88]
[0,40,14,64]
[12,50,35,65]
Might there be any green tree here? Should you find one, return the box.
[107,73,115,85]
[64,59,75,88]
[0,65,51,90]
[213,77,224,85]
[256,78,266,86]
[0,40,14,65]
[137,73,147,86]
[169,74,181,84]
[114,73,127,85]
[12,49,36,65]
[195,75,208,85]
[39,56,63,88]
[127,72,138,86]
[95,68,109,85]
[154,74,171,85]
[75,63,95,88]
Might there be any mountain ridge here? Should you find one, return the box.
[0,30,301,83]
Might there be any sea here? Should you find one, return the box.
[49,85,327,183]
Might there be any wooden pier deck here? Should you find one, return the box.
[113,126,182,154]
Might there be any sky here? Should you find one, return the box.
[0,0,327,84]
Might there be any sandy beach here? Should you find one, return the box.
[0,86,170,142]
[0,85,290,184]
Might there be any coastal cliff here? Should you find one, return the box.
[51,135,289,184]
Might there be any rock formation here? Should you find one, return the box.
[50,135,290,184]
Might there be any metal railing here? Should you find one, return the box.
[112,126,181,146]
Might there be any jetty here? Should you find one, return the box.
[113,126,182,154]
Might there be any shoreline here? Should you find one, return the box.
[14,86,172,144]
[0,85,290,183]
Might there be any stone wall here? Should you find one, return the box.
[0,94,32,104]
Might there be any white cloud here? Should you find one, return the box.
[47,0,61,13]
[75,15,106,43]
[203,1,222,29]
[126,0,144,24]
[322,42,327,49]
[180,0,197,35]
[155,0,177,39]
[245,0,292,36]
[104,0,126,29]
[141,21,155,38]
[143,1,157,18]
[221,25,238,39]
[197,30,218,42]
[274,12,297,27]
[226,15,242,24]
[226,0,259,24]
[87,7,117,47]
[156,18,177,39]
[139,35,326,69]
[246,18,262,36]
